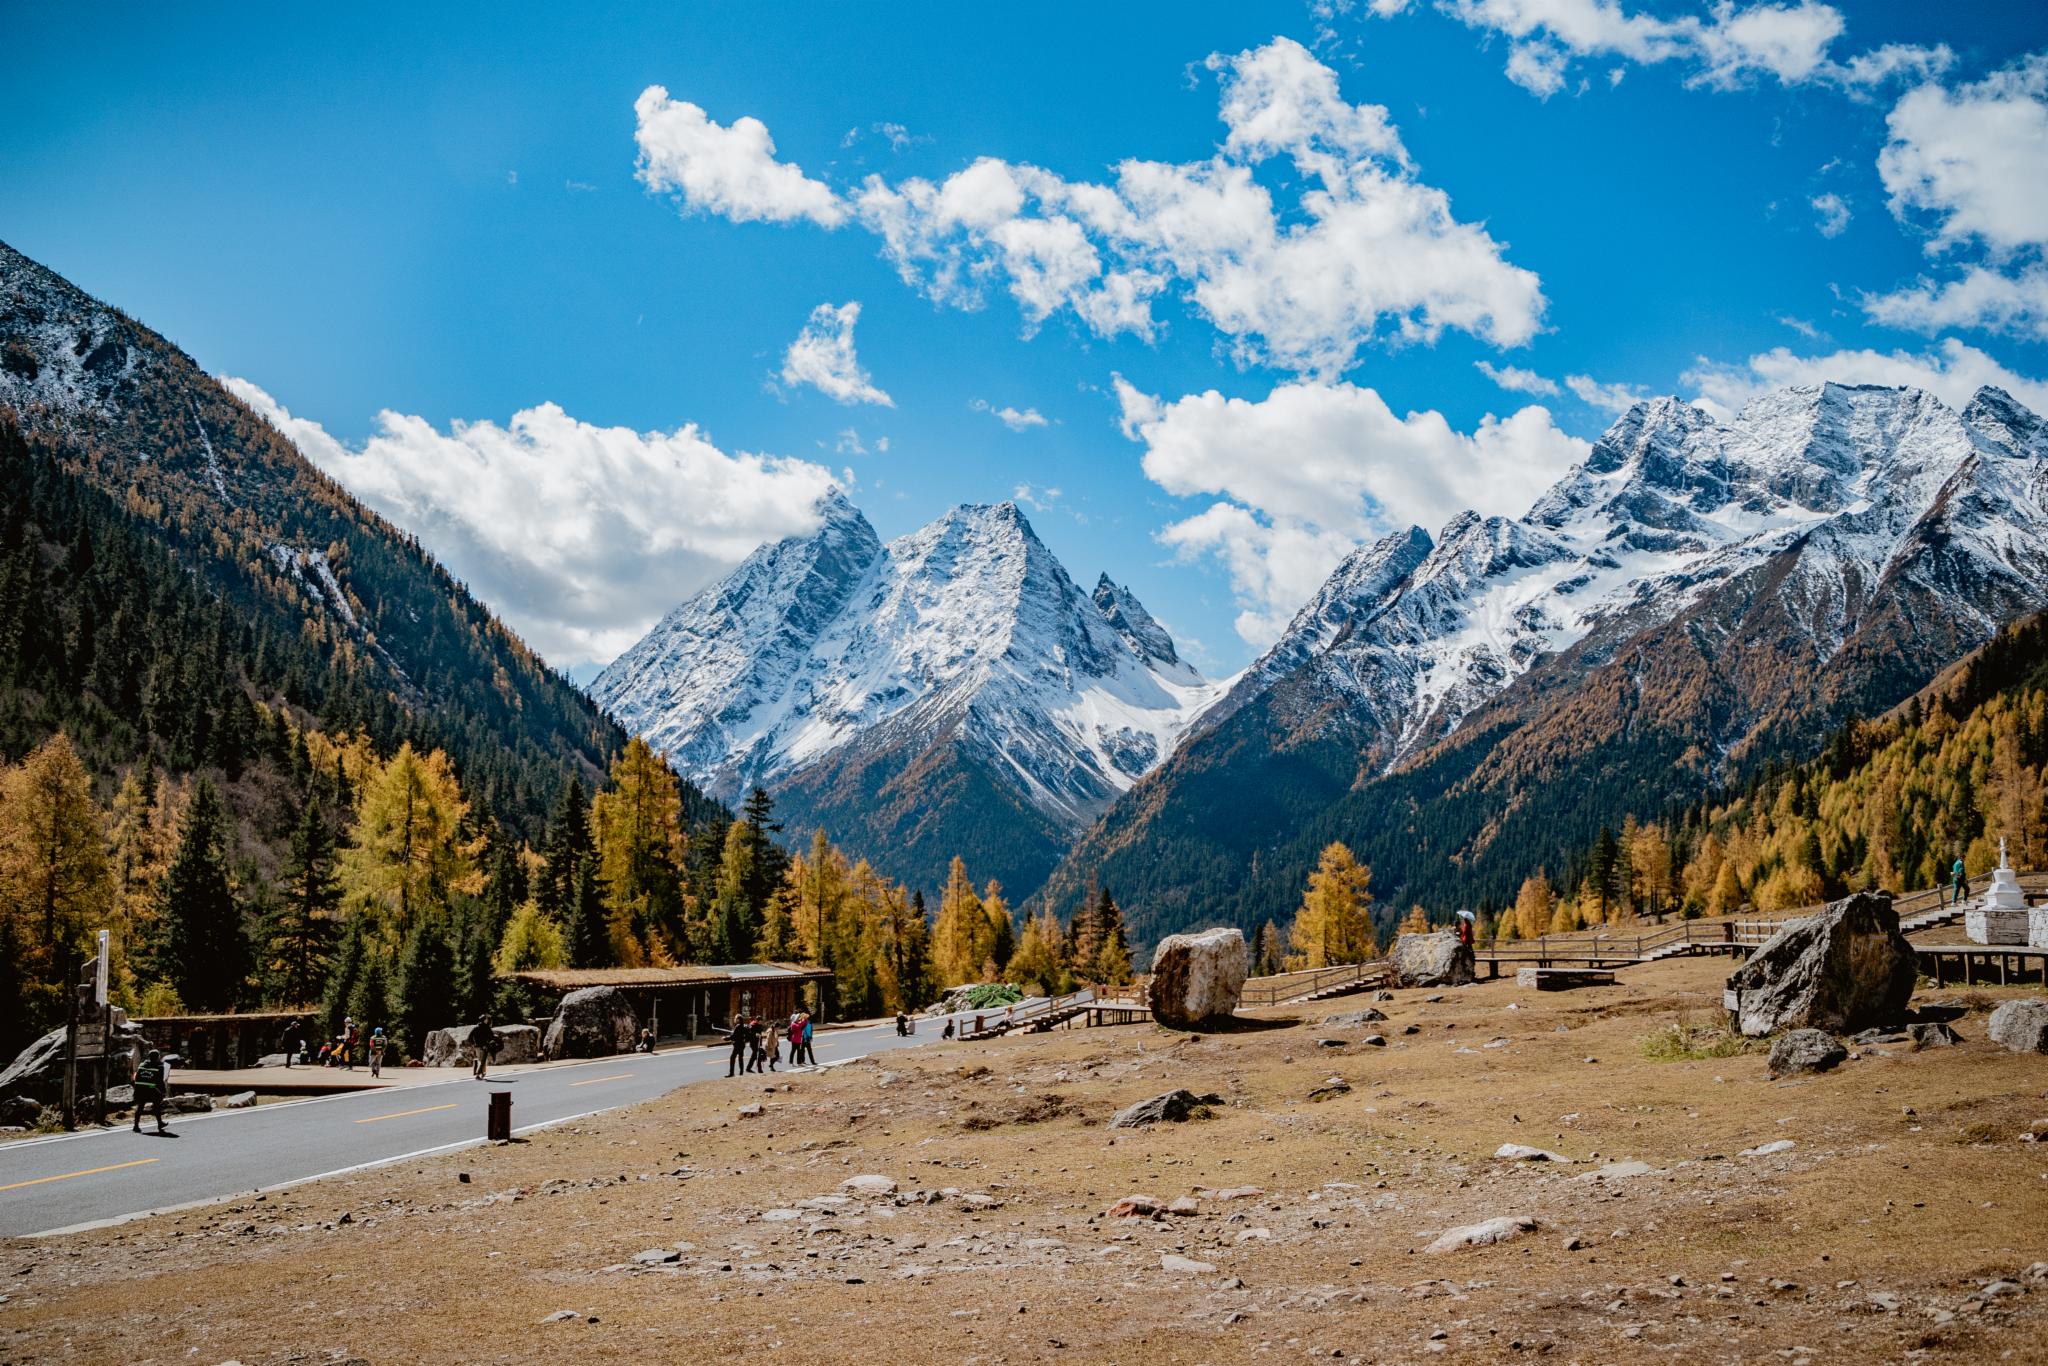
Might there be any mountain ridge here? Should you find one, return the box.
[1033,380,2048,948]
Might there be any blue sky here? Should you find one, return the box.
[6,1,2045,675]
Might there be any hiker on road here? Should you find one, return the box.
[726,1017,752,1077]
[132,1049,172,1135]
[468,1014,496,1079]
[799,1012,817,1066]
[367,1027,387,1078]
[282,1018,306,1068]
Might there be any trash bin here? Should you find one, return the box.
[488,1090,511,1141]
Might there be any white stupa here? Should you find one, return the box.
[1969,838,2029,945]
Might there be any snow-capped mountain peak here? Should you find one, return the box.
[1228,381,2048,770]
[592,493,1224,855]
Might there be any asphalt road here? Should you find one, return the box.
[0,1013,975,1239]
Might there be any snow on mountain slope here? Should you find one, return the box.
[593,495,1223,830]
[1224,382,2048,769]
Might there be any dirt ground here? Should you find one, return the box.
[5,957,2048,1365]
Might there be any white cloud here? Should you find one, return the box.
[225,378,840,668]
[780,301,894,406]
[1115,376,1587,642]
[971,397,1049,430]
[1878,54,2048,255]
[1474,359,1561,396]
[634,86,845,227]
[1681,337,2048,420]
[1863,263,2048,342]
[1862,55,2048,339]
[1390,0,1946,97]
[1565,372,1650,414]
[1810,191,1851,237]
[645,37,1545,377]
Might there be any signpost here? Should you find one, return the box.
[61,933,115,1129]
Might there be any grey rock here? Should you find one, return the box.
[630,1248,680,1265]
[1107,1088,1224,1128]
[1908,1021,1962,1049]
[1371,990,1395,1002]
[1391,931,1474,988]
[1425,1215,1537,1253]
[1361,1034,1387,1046]
[1325,1008,1388,1025]
[221,1091,258,1109]
[0,1095,41,1126]
[1723,891,1916,1038]
[1767,1028,1847,1077]
[1988,1000,2048,1054]
[167,1092,214,1113]
[1147,927,1248,1028]
[424,1023,543,1068]
[541,987,641,1060]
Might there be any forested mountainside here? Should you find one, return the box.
[1036,383,2048,950]
[594,494,1220,898]
[0,240,634,835]
[1490,610,2048,937]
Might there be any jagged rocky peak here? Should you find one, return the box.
[1093,574,1179,666]
[1964,385,2047,459]
[593,489,1223,841]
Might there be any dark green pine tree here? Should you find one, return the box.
[349,949,392,1034]
[737,786,787,916]
[395,917,457,1058]
[538,777,594,920]
[157,778,248,1012]
[481,830,527,948]
[1587,826,1621,921]
[451,904,498,1019]
[565,855,614,968]
[260,798,341,1007]
[1093,888,1128,965]
[322,915,366,1036]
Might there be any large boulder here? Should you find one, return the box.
[1147,928,1248,1028]
[0,1014,140,1105]
[541,988,640,1060]
[1723,891,1917,1038]
[1988,1000,2048,1054]
[1391,930,1474,988]
[422,1023,543,1068]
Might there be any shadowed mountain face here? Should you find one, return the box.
[0,240,637,835]
[1034,382,2048,950]
[593,497,1221,896]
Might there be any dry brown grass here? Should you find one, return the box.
[6,958,2048,1364]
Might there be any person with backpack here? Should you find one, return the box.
[367,1027,387,1078]
[799,1011,817,1066]
[467,1014,496,1080]
[1951,856,1969,907]
[132,1049,172,1135]
[282,1018,306,1069]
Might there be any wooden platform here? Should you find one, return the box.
[1514,967,1616,991]
[1917,944,2048,988]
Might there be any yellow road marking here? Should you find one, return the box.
[569,1073,635,1087]
[355,1103,458,1125]
[0,1157,157,1193]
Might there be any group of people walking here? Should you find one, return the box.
[279,1016,388,1075]
[725,1011,816,1075]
